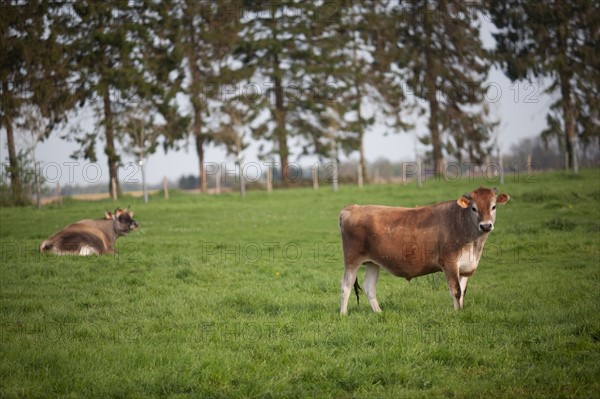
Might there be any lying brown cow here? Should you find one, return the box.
[40,208,139,256]
[339,187,510,314]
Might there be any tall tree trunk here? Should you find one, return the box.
[195,128,206,193]
[427,96,444,176]
[273,54,289,186]
[557,22,578,175]
[103,84,121,198]
[355,82,368,184]
[2,80,24,205]
[424,4,444,176]
[358,135,367,185]
[559,70,578,175]
[190,78,205,193]
[187,17,207,193]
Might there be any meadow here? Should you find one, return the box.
[1,168,599,398]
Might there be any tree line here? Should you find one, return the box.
[1,0,598,205]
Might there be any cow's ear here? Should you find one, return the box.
[115,208,123,217]
[497,193,510,204]
[105,211,113,220]
[457,196,470,208]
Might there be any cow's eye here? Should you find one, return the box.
[492,205,497,210]
[471,207,477,212]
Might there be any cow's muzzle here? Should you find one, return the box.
[479,222,493,232]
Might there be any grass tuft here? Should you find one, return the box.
[544,217,577,231]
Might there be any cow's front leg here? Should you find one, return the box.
[443,266,462,310]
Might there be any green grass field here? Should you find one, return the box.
[1,169,599,398]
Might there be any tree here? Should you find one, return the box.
[394,1,493,175]
[505,136,563,171]
[488,0,600,174]
[178,174,197,190]
[120,104,161,203]
[336,2,381,184]
[334,1,414,183]
[238,1,387,185]
[55,0,178,198]
[239,1,319,186]
[287,1,412,188]
[168,0,242,193]
[15,106,51,207]
[215,100,255,196]
[272,1,348,174]
[1,1,73,205]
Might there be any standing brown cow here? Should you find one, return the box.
[40,208,139,256]
[339,187,510,314]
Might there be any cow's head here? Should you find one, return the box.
[457,187,510,233]
[107,207,139,236]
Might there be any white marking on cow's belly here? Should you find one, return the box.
[457,245,480,276]
[459,260,478,276]
[79,246,98,256]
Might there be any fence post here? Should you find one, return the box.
[163,177,169,200]
[215,164,221,194]
[141,159,148,204]
[55,182,62,206]
[402,163,406,183]
[416,158,422,189]
[357,163,363,188]
[498,154,504,185]
[239,162,246,197]
[34,164,41,209]
[332,161,338,192]
[267,164,273,193]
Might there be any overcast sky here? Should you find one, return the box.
[1,20,555,187]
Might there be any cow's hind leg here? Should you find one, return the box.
[340,261,361,315]
[458,276,469,309]
[363,262,382,313]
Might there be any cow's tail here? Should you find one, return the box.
[353,278,362,305]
